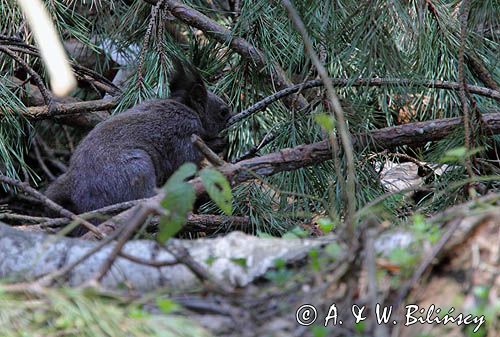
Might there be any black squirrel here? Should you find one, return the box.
[45,62,231,234]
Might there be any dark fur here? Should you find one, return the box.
[45,63,230,235]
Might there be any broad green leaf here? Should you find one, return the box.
[314,113,335,132]
[317,217,335,232]
[156,298,180,314]
[283,226,308,239]
[158,163,197,243]
[199,167,232,215]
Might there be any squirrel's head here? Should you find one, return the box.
[169,61,231,139]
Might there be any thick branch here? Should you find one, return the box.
[1,195,497,291]
[0,225,324,290]
[84,112,500,239]
[24,98,119,120]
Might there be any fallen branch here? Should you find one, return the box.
[0,225,325,290]
[1,194,497,291]
[84,112,500,239]
[393,193,500,308]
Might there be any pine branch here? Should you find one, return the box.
[466,54,500,91]
[0,36,121,96]
[281,0,356,232]
[7,77,497,122]
[16,98,119,120]
[0,46,52,104]
[229,78,500,124]
[83,112,500,239]
[149,0,308,111]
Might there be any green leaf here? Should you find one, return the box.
[472,286,489,300]
[156,298,180,314]
[311,326,328,337]
[199,167,232,215]
[412,213,428,233]
[309,248,320,271]
[317,217,335,232]
[282,226,308,239]
[128,307,148,319]
[158,163,197,243]
[354,321,366,333]
[274,258,286,269]
[264,269,293,285]
[314,113,335,132]
[440,147,483,164]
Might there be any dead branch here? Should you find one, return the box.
[91,201,159,283]
[2,195,496,293]
[24,97,119,120]
[192,134,226,166]
[0,225,325,291]
[84,112,500,239]
[0,174,104,239]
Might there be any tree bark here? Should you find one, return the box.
[0,224,324,290]
[84,112,500,239]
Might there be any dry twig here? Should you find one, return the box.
[0,173,104,239]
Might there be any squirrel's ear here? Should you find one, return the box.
[187,82,208,113]
[169,58,208,112]
[169,58,188,94]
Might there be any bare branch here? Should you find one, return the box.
[0,46,52,104]
[458,0,474,179]
[0,174,104,239]
[192,134,226,166]
[83,112,500,239]
[22,97,119,120]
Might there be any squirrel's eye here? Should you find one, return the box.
[220,107,229,117]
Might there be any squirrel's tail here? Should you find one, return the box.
[44,173,75,213]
